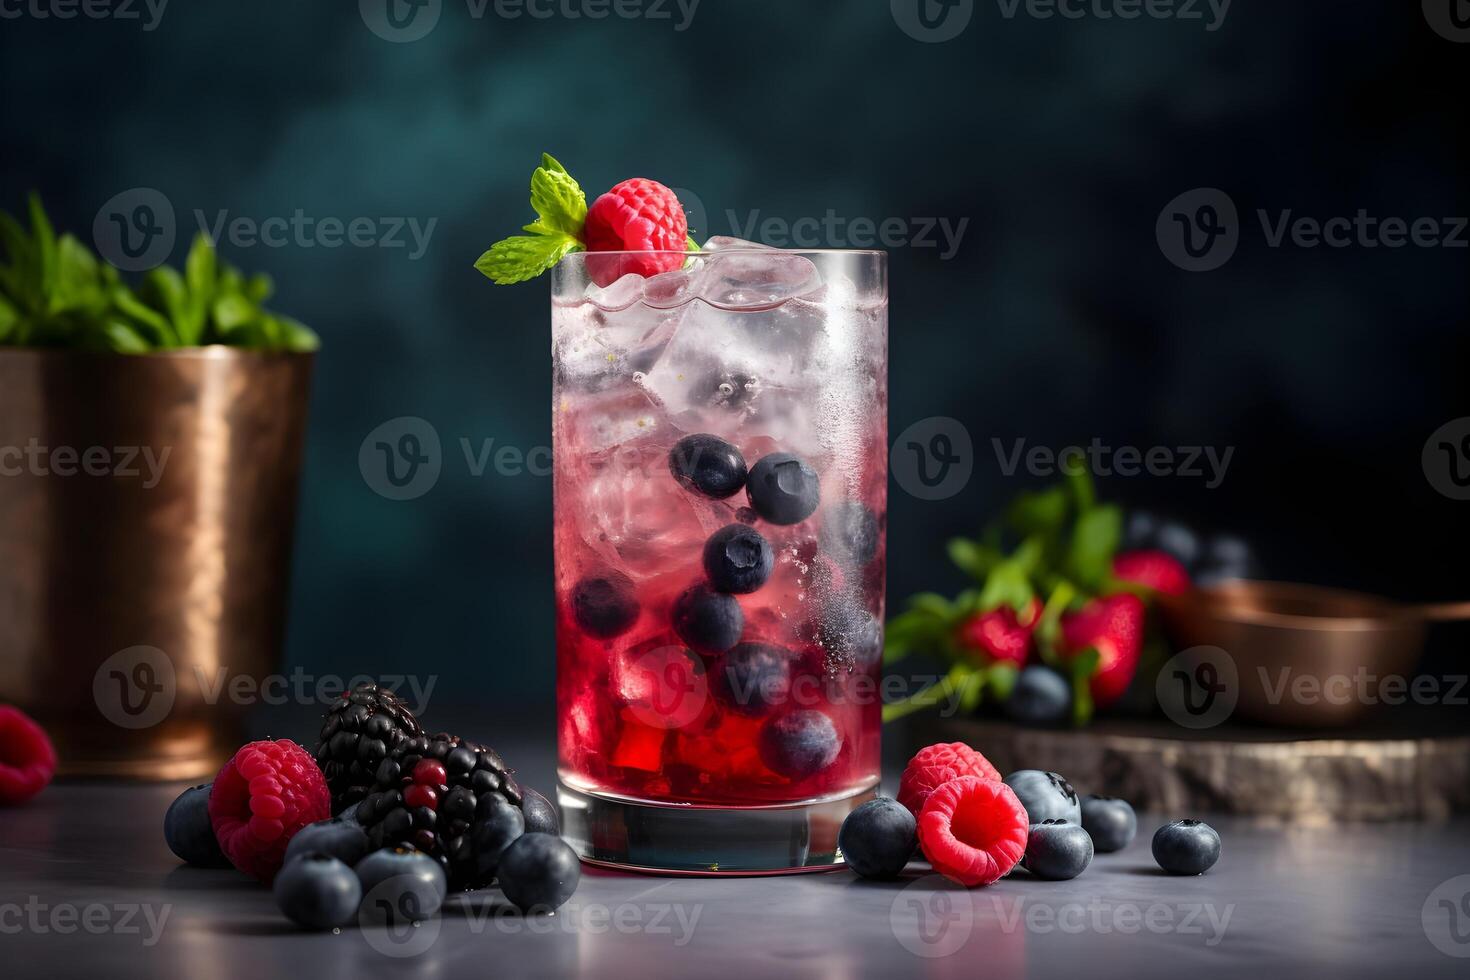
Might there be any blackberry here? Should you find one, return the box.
[356,732,525,889]
[314,682,424,814]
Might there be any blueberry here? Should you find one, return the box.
[570,571,639,638]
[472,792,526,881]
[355,847,448,921]
[1079,795,1137,853]
[711,642,794,716]
[759,710,841,780]
[285,817,371,868]
[703,524,774,594]
[672,583,745,654]
[1155,521,1201,568]
[274,853,362,930]
[820,501,879,566]
[1003,770,1081,825]
[838,797,916,880]
[1023,819,1094,881]
[669,433,748,499]
[163,783,228,867]
[1005,666,1072,727]
[1194,533,1261,585]
[1152,819,1221,875]
[746,453,820,525]
[520,787,560,837]
[1122,510,1161,550]
[497,833,581,913]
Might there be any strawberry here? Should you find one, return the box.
[954,598,1041,667]
[1058,594,1145,708]
[1112,549,1191,596]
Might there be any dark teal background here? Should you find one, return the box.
[2,1,1466,705]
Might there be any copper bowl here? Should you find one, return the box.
[0,348,313,779]
[1157,580,1470,728]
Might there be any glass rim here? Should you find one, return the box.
[558,248,887,260]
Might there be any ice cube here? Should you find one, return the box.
[641,267,703,310]
[582,272,646,312]
[697,238,823,310]
[611,640,709,731]
[553,302,681,393]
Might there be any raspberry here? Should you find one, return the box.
[583,177,689,282]
[917,776,1029,887]
[898,742,1001,818]
[208,739,330,882]
[0,706,57,805]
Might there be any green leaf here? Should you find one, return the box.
[110,287,176,347]
[948,537,1003,581]
[1007,485,1071,539]
[273,315,320,352]
[1065,503,1122,591]
[881,663,975,724]
[0,292,17,341]
[986,661,1020,702]
[475,233,581,286]
[908,592,956,620]
[526,164,587,240]
[101,319,150,354]
[1064,648,1101,727]
[1034,580,1077,652]
[977,560,1035,614]
[176,235,216,345]
[212,292,256,332]
[540,152,568,175]
[28,194,57,304]
[686,236,700,251]
[1067,464,1096,512]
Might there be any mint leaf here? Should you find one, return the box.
[1065,503,1122,591]
[948,537,1003,580]
[527,165,586,239]
[1064,648,1101,726]
[1007,485,1070,539]
[986,661,1020,701]
[477,153,589,285]
[475,233,580,286]
[977,559,1034,614]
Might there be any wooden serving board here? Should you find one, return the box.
[914,716,1470,824]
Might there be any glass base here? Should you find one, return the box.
[557,781,879,875]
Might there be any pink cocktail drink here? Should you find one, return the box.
[552,244,886,871]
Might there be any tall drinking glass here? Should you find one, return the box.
[552,247,887,873]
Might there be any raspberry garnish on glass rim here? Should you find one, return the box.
[474,153,696,286]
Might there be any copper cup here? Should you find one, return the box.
[1157,580,1470,728]
[0,349,313,779]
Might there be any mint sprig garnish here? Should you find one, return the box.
[475,153,588,285]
